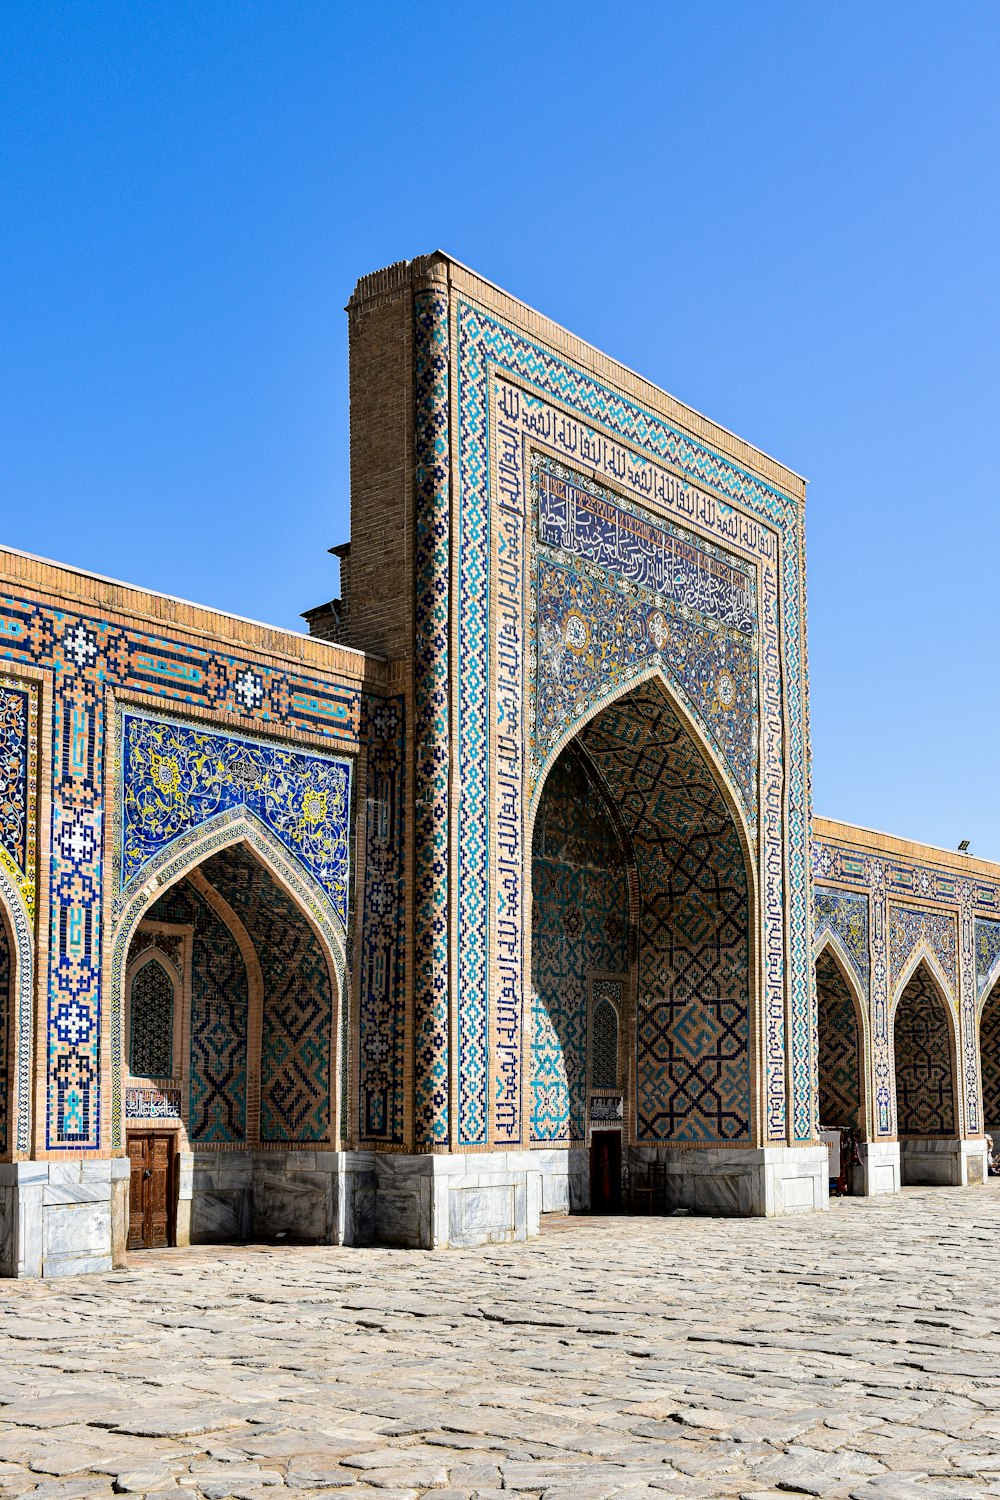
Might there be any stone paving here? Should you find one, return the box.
[2,1185,1000,1500]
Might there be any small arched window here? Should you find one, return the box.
[591,998,619,1090]
[129,959,175,1079]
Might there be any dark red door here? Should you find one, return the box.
[589,1130,622,1213]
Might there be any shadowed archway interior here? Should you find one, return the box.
[125,842,335,1146]
[893,962,957,1137]
[530,679,751,1147]
[979,980,1000,1135]
[816,949,864,1132]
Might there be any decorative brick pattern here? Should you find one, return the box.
[412,287,452,1147]
[357,695,407,1144]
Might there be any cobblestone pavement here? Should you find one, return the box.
[3,1186,1000,1500]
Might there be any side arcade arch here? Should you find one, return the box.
[890,953,961,1185]
[977,964,1000,1144]
[0,868,33,1158]
[814,935,870,1138]
[106,809,349,1248]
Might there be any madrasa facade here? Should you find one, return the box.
[2,252,998,1277]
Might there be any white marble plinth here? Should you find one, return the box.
[899,1137,986,1187]
[856,1140,901,1196]
[373,1152,546,1249]
[0,1159,129,1278]
[627,1144,829,1217]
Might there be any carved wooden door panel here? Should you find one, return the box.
[126,1135,148,1250]
[127,1132,175,1250]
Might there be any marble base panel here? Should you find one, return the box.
[373,1152,547,1249]
[627,1145,829,1217]
[855,1140,901,1196]
[900,1137,988,1188]
[0,1159,131,1278]
[184,1150,377,1247]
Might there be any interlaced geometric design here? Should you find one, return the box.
[143,878,248,1142]
[580,681,750,1142]
[530,749,629,1141]
[591,998,619,1091]
[976,918,1000,1001]
[128,959,175,1079]
[893,963,956,1136]
[201,844,332,1144]
[980,983,1000,1135]
[816,949,862,1129]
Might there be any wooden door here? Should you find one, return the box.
[589,1130,622,1213]
[127,1132,176,1250]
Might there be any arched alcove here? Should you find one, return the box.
[116,834,342,1250]
[815,945,866,1135]
[892,959,959,1187]
[529,675,755,1209]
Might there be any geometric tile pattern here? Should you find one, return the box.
[357,694,407,1144]
[976,918,1000,1002]
[119,708,352,927]
[0,681,31,900]
[890,905,957,998]
[813,887,869,990]
[580,681,751,1142]
[457,300,808,1145]
[142,878,249,1143]
[590,995,620,1092]
[0,584,359,1150]
[128,958,175,1079]
[412,287,453,1147]
[202,843,331,1144]
[532,457,759,832]
[893,963,956,1137]
[812,830,1000,1139]
[816,950,863,1130]
[979,986,1000,1132]
[530,749,629,1141]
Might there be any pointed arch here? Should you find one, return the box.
[0,867,33,1156]
[977,968,1000,1136]
[107,807,348,1151]
[891,956,959,1139]
[892,942,957,1021]
[813,933,871,1139]
[528,661,757,903]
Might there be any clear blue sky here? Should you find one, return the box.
[2,4,998,858]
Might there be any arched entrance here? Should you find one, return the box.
[529,676,754,1213]
[978,974,1000,1147]
[815,944,866,1193]
[116,833,343,1249]
[892,959,958,1185]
